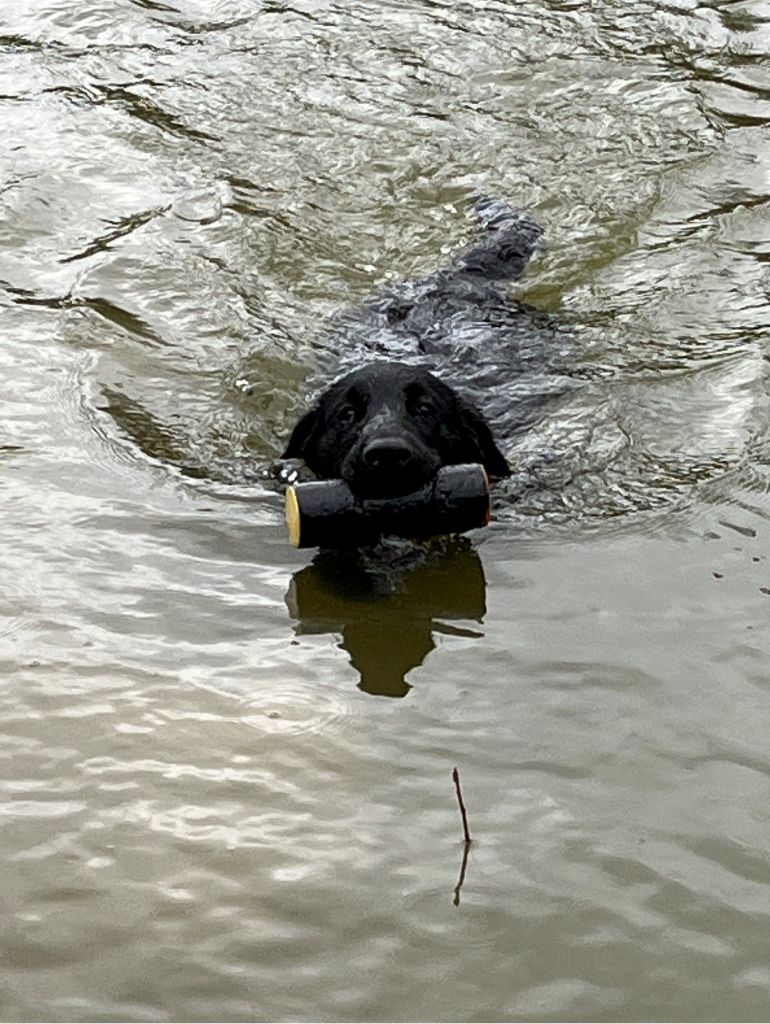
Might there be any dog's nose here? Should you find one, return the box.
[362,437,415,471]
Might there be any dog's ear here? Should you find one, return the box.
[282,405,323,461]
[455,398,510,479]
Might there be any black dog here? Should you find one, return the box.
[283,361,510,499]
[283,197,556,500]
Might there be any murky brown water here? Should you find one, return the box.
[2,1,770,1020]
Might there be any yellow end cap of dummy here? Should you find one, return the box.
[285,486,301,548]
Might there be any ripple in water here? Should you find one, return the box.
[399,879,540,949]
[240,682,358,737]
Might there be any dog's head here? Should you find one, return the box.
[283,362,509,499]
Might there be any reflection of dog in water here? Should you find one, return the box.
[285,538,487,698]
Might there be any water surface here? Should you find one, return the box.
[2,1,770,1020]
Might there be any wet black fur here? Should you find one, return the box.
[283,362,510,499]
[283,197,551,499]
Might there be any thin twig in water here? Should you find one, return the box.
[452,767,472,906]
[452,766,472,844]
[453,839,470,907]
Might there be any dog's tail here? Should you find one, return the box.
[451,196,544,283]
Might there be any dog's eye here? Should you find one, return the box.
[414,398,436,417]
[336,404,358,425]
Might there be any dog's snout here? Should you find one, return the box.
[362,437,415,471]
